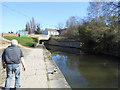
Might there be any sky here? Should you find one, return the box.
[1,2,89,33]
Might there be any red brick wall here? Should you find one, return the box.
[2,33,19,37]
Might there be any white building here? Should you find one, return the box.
[43,28,59,36]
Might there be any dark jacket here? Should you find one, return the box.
[2,45,24,64]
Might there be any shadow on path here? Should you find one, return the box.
[0,86,4,89]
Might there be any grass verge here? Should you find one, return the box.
[4,36,38,47]
[51,36,80,41]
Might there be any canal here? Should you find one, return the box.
[45,45,119,88]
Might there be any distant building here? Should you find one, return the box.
[2,33,18,37]
[58,28,67,36]
[43,28,59,36]
[17,30,28,37]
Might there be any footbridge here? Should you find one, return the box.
[38,34,50,44]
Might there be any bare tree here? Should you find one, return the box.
[56,22,65,30]
[66,16,80,28]
[101,1,119,17]
[87,1,103,26]
[30,17,36,34]
[66,16,80,37]
[87,1,119,21]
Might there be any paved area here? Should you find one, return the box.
[20,48,48,88]
[1,48,49,88]
[0,37,71,88]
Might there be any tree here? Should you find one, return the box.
[34,24,42,34]
[78,19,102,53]
[79,1,120,55]
[56,22,65,30]
[66,16,80,37]
[87,2,102,20]
[66,16,80,28]
[25,22,30,34]
[26,17,41,34]
[100,1,120,54]
[30,17,36,34]
[101,1,119,18]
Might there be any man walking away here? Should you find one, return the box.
[2,39,26,89]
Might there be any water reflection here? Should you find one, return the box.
[46,45,119,88]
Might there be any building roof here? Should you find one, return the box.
[56,28,67,31]
[45,28,57,31]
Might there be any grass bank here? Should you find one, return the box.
[51,36,80,41]
[4,36,38,47]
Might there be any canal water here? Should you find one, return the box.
[45,45,119,88]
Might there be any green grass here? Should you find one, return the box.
[51,36,80,41]
[4,36,38,47]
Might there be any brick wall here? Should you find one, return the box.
[2,33,19,37]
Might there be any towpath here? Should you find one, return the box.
[0,37,70,88]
